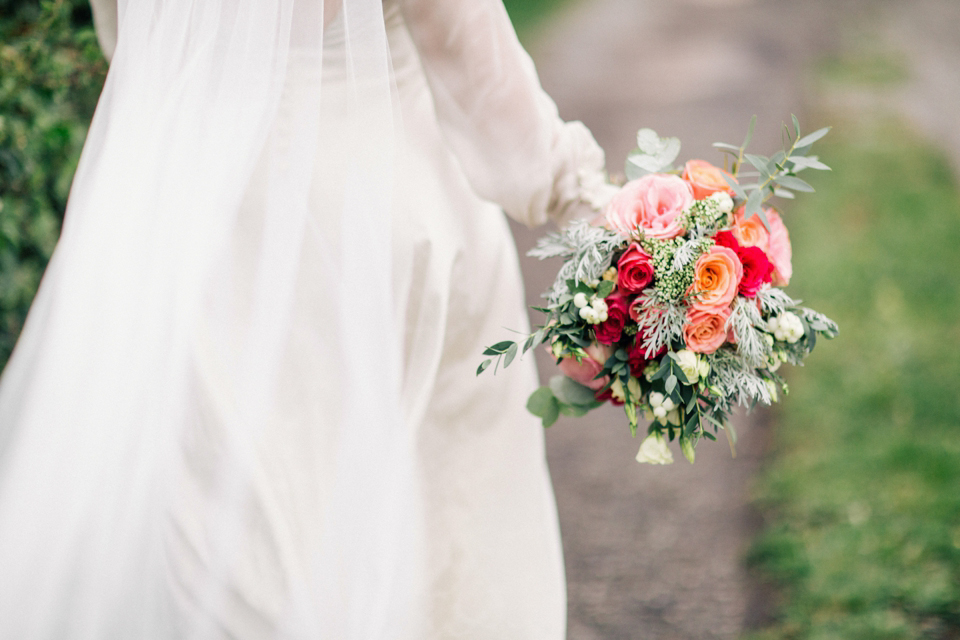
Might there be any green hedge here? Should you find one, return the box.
[0,0,106,367]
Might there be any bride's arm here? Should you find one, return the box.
[398,0,610,227]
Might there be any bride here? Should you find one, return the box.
[0,0,610,637]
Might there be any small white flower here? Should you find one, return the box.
[573,293,589,309]
[770,312,804,343]
[636,432,674,465]
[644,362,659,382]
[697,358,711,379]
[673,349,701,383]
[763,333,775,348]
[627,376,642,398]
[767,353,782,372]
[708,191,734,214]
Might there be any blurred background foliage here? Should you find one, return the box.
[745,118,960,638]
[0,0,106,366]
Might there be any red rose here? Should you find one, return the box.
[594,292,630,345]
[736,245,774,297]
[712,230,740,251]
[628,331,665,377]
[617,244,655,294]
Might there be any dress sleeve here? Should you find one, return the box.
[398,0,612,227]
[88,0,118,62]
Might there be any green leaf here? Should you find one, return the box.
[596,279,615,299]
[791,114,801,139]
[721,172,746,199]
[775,175,815,192]
[744,153,772,177]
[665,374,677,395]
[712,142,741,152]
[476,359,492,375]
[744,189,763,221]
[527,387,560,428]
[788,155,831,171]
[773,188,795,199]
[794,126,831,148]
[549,375,598,406]
[503,342,519,368]
[523,334,535,353]
[625,402,638,437]
[743,115,757,149]
[483,340,515,356]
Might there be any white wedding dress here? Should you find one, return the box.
[0,0,608,637]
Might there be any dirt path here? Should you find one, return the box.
[507,1,854,637]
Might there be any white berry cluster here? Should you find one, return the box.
[648,391,680,426]
[706,191,734,215]
[574,292,608,324]
[768,312,804,343]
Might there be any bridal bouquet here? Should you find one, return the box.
[478,117,837,464]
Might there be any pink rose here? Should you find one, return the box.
[689,245,743,312]
[765,209,793,286]
[605,174,693,239]
[558,342,613,390]
[683,307,733,354]
[594,292,630,345]
[617,244,655,294]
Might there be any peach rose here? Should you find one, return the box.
[689,245,743,311]
[682,159,737,200]
[684,306,733,354]
[732,207,770,253]
[558,342,613,390]
[765,209,793,286]
[605,173,693,239]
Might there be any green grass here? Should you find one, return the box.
[745,119,960,638]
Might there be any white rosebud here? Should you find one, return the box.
[767,353,782,372]
[610,378,626,402]
[652,406,667,419]
[673,349,701,383]
[636,432,674,465]
[551,340,565,359]
[627,376,642,398]
[573,292,589,309]
[772,312,804,344]
[708,191,734,214]
[697,358,711,379]
[763,333,775,348]
[586,278,600,288]
[602,267,618,282]
[765,379,779,402]
[649,391,665,408]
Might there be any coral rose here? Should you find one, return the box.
[617,244,655,294]
[683,306,732,354]
[765,209,793,286]
[690,245,743,311]
[682,159,737,200]
[732,207,770,253]
[594,292,630,345]
[605,173,693,239]
[558,342,613,390]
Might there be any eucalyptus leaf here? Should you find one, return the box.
[791,114,801,139]
[744,153,771,176]
[773,188,795,199]
[775,175,815,192]
[795,126,830,148]
[665,374,677,395]
[712,142,741,152]
[721,173,746,199]
[476,359,492,376]
[744,189,763,220]
[483,340,515,355]
[503,342,519,368]
[743,115,757,149]
[526,387,560,428]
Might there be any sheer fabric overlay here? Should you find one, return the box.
[0,0,609,637]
